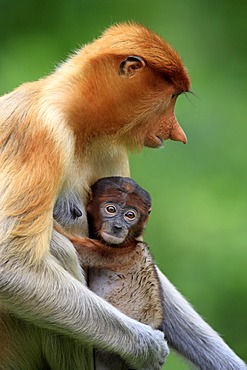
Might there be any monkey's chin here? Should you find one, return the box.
[101,232,125,245]
[144,135,164,148]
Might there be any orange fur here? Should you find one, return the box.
[0,22,190,369]
[50,23,190,152]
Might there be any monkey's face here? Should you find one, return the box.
[71,50,190,151]
[99,202,140,245]
[87,177,151,246]
[114,57,189,149]
[103,56,188,150]
[143,90,187,148]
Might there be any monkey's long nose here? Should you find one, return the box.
[170,121,187,144]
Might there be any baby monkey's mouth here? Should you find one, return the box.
[101,231,125,246]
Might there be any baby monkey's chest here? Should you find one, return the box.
[88,244,163,329]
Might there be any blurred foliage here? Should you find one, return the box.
[0,0,246,367]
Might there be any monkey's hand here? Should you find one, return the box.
[123,325,169,370]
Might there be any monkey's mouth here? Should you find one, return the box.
[144,134,164,148]
[101,232,125,245]
[144,119,187,148]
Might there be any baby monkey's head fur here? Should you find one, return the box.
[87,177,151,247]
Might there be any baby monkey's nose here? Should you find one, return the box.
[113,224,122,232]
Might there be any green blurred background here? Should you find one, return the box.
[0,0,246,367]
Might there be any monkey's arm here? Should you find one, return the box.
[54,222,136,269]
[0,109,167,370]
[1,225,167,370]
[156,268,246,370]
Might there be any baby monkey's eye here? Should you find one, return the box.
[105,205,117,214]
[125,210,136,220]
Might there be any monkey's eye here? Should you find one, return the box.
[171,92,180,99]
[124,210,136,220]
[105,205,117,214]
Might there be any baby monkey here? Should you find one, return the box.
[60,177,165,369]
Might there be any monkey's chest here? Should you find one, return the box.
[88,245,163,329]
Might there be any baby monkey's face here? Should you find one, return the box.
[87,177,152,247]
[99,201,140,245]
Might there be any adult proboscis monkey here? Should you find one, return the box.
[0,23,245,370]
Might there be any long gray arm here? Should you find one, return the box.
[157,268,246,370]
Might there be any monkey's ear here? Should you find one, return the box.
[119,56,145,78]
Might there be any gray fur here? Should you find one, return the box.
[53,194,247,370]
[0,230,167,369]
[157,269,247,370]
[1,193,245,369]
[53,190,86,228]
[88,242,166,370]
